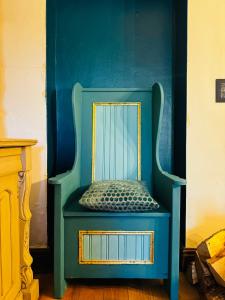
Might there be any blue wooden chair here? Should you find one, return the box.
[49,82,186,299]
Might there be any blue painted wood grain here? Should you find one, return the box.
[94,104,139,181]
[82,233,151,262]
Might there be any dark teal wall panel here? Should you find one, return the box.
[47,0,57,250]
[49,0,174,174]
[46,0,56,176]
[56,89,75,173]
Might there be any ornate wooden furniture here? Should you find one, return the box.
[49,83,186,300]
[0,139,39,300]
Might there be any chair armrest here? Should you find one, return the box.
[49,170,73,185]
[48,168,81,207]
[158,170,186,187]
[153,168,186,211]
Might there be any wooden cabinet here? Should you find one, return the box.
[0,139,39,300]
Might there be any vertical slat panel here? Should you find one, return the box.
[106,235,109,260]
[127,106,138,180]
[136,235,142,260]
[113,106,117,179]
[126,235,136,260]
[0,192,12,296]
[141,235,144,260]
[144,234,150,261]
[123,106,128,179]
[101,235,107,260]
[80,232,154,264]
[115,105,124,180]
[109,106,115,178]
[104,107,110,180]
[108,235,118,260]
[93,104,140,181]
[126,106,129,180]
[89,235,92,259]
[83,235,89,260]
[92,235,101,260]
[124,235,127,261]
[118,235,125,260]
[95,106,104,181]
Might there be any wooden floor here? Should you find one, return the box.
[38,274,200,300]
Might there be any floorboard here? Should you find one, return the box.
[37,274,200,300]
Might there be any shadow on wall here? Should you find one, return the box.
[0,0,6,136]
[186,214,225,248]
[30,146,47,247]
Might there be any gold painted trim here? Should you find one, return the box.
[79,230,154,265]
[93,102,141,106]
[137,103,141,180]
[92,102,141,182]
[92,103,97,182]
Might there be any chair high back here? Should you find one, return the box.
[72,84,153,191]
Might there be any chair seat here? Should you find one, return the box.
[64,191,170,279]
[63,186,170,218]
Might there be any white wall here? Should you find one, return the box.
[0,0,47,247]
[187,0,225,247]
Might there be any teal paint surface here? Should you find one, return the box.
[64,216,169,279]
[49,82,186,298]
[48,0,174,174]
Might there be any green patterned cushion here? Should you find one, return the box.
[79,180,160,212]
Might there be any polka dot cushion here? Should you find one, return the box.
[79,180,160,212]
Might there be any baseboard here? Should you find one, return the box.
[181,247,196,271]
[30,247,53,274]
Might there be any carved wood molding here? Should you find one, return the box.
[18,148,33,290]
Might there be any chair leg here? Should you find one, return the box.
[54,205,66,298]
[54,240,67,299]
[168,186,181,300]
[168,274,179,300]
[54,270,67,299]
[164,271,179,300]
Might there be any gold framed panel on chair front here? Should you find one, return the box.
[78,230,154,265]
